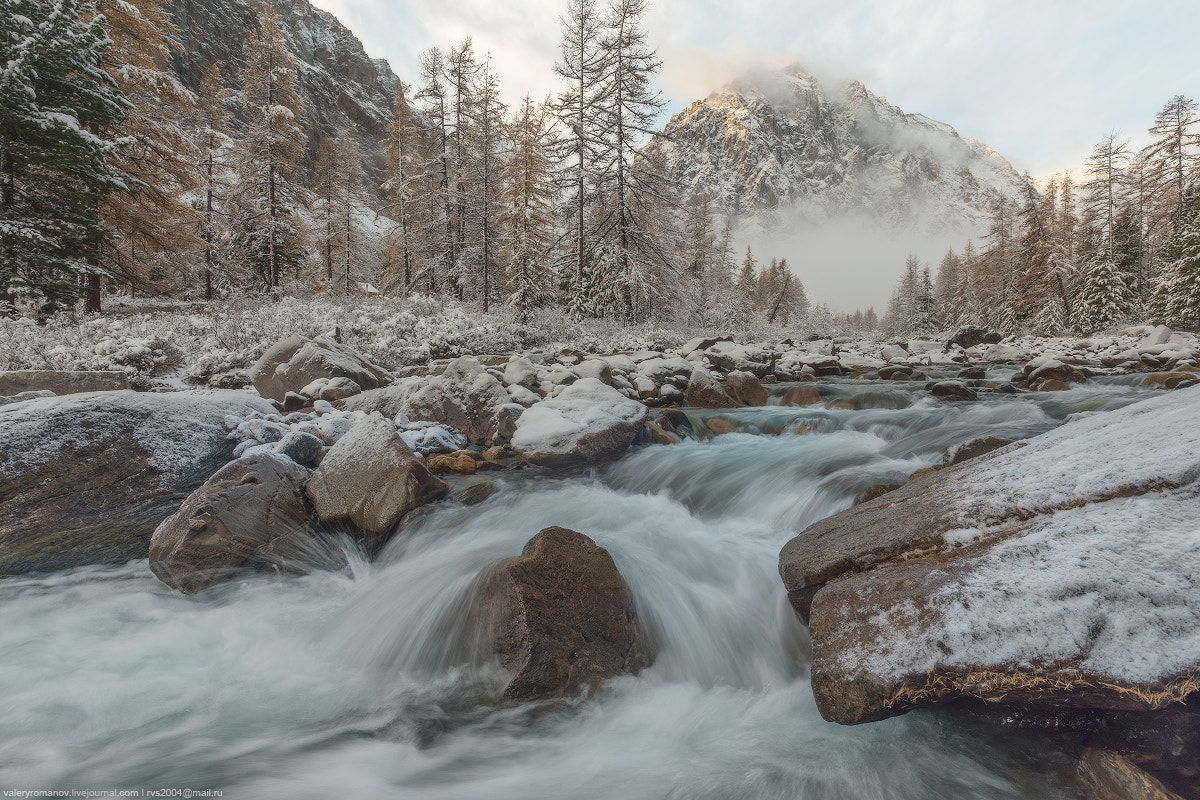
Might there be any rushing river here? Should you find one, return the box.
[0,374,1158,799]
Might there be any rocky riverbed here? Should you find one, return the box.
[0,323,1197,798]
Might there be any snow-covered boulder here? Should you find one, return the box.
[1140,325,1173,348]
[503,356,539,389]
[572,359,613,385]
[635,356,693,384]
[775,351,842,380]
[250,332,392,403]
[780,386,1200,727]
[980,343,1029,363]
[305,413,447,535]
[510,378,647,466]
[349,356,509,446]
[879,344,909,362]
[0,390,275,574]
[702,342,775,378]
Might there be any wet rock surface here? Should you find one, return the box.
[0,391,275,574]
[149,454,345,594]
[469,526,654,701]
[780,387,1200,754]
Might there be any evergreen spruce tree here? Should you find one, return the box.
[1152,190,1200,328]
[933,248,960,324]
[1074,133,1135,330]
[735,246,758,319]
[0,0,129,311]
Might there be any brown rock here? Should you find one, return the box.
[945,435,1015,465]
[427,453,477,474]
[726,370,768,406]
[1078,749,1186,800]
[482,446,508,462]
[470,527,654,701]
[0,391,275,575]
[1026,361,1087,386]
[641,421,679,445]
[1143,372,1198,390]
[947,326,1003,349]
[705,417,738,435]
[929,380,978,401]
[781,386,823,407]
[305,413,448,535]
[684,365,739,408]
[148,454,345,593]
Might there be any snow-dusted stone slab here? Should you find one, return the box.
[635,356,693,384]
[306,413,447,535]
[510,378,647,466]
[779,386,1200,725]
[0,370,131,397]
[403,356,511,446]
[0,390,275,574]
[808,487,1200,723]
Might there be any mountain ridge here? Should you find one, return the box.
[649,66,1028,237]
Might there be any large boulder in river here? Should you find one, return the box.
[779,386,1200,727]
[470,526,654,700]
[684,365,739,409]
[306,413,448,536]
[726,370,768,407]
[0,391,275,575]
[510,378,647,466]
[149,453,345,593]
[250,332,392,403]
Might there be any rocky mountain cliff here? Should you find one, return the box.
[165,0,398,182]
[651,68,1028,236]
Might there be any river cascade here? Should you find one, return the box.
[0,375,1155,798]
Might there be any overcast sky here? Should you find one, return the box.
[309,0,1199,310]
[312,0,1198,177]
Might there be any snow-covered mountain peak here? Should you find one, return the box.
[651,65,1027,236]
